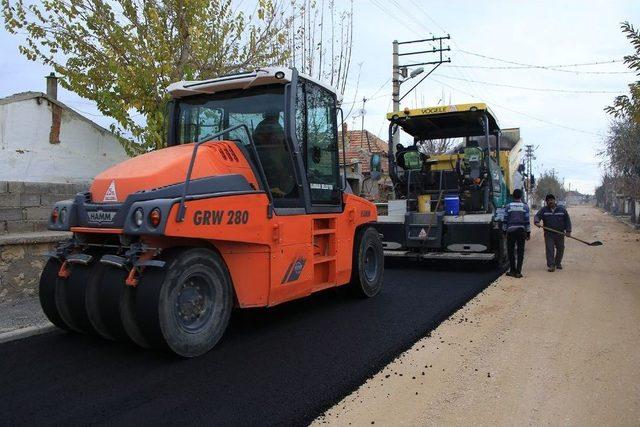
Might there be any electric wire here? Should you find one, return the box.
[430,77,606,137]
[433,74,622,94]
[448,64,633,74]
[457,50,633,74]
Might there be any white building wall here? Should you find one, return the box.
[0,97,129,183]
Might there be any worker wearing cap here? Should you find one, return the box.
[534,194,572,272]
[502,189,531,278]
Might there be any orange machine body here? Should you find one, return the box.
[91,141,259,203]
[72,140,377,308]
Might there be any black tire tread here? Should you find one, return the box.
[349,226,384,298]
[38,258,69,330]
[86,262,116,341]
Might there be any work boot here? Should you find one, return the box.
[556,264,563,270]
[506,271,517,277]
[515,272,523,278]
[548,266,556,272]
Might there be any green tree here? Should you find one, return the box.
[534,169,566,203]
[605,21,640,124]
[601,21,640,199]
[2,0,292,153]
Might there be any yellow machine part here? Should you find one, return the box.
[425,151,516,190]
[417,194,431,213]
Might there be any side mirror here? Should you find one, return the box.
[370,153,382,181]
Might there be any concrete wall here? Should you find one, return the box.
[0,96,128,183]
[0,181,87,233]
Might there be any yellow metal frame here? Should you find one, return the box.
[386,103,491,120]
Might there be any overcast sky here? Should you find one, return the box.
[1,0,638,194]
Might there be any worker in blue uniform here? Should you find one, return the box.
[502,189,531,278]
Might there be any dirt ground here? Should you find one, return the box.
[313,206,640,427]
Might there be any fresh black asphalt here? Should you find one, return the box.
[0,261,502,426]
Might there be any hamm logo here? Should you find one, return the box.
[88,210,117,224]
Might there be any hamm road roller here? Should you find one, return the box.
[40,67,384,357]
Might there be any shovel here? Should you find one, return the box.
[540,226,603,246]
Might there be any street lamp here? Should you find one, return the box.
[408,67,425,79]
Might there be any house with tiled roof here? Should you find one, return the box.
[0,74,128,234]
[338,124,391,201]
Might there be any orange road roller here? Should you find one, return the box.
[40,67,384,357]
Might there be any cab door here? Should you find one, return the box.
[295,79,342,212]
[295,78,343,292]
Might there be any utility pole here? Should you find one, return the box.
[524,144,537,203]
[391,35,451,149]
[392,40,400,118]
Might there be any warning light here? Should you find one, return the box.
[149,208,162,228]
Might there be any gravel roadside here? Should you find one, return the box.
[0,296,51,335]
[314,206,640,426]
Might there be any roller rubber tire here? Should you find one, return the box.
[96,266,150,348]
[349,227,384,298]
[63,263,98,335]
[38,258,69,330]
[135,248,233,358]
[85,262,116,341]
[55,266,85,333]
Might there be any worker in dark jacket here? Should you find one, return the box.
[502,189,531,278]
[534,194,572,272]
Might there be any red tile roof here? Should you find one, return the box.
[338,129,389,174]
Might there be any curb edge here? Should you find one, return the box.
[0,324,57,344]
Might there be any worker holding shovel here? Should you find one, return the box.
[534,194,572,272]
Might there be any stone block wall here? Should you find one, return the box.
[0,233,71,302]
[0,181,88,234]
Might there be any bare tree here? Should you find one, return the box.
[288,0,353,95]
[419,138,454,155]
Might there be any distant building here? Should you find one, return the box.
[565,190,592,206]
[338,124,391,201]
[0,73,128,183]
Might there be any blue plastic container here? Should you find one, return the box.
[444,194,460,215]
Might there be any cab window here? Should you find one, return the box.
[296,80,340,205]
[176,86,300,205]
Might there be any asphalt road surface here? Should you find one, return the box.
[0,260,502,426]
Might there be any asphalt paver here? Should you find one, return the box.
[0,261,501,426]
